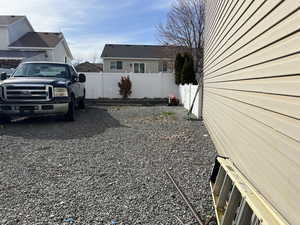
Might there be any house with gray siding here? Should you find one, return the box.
[75,61,103,72]
[0,15,73,68]
[101,44,187,73]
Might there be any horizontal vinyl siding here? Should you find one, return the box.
[203,0,300,224]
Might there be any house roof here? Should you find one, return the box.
[0,15,24,26]
[0,50,46,58]
[101,44,189,59]
[75,62,103,72]
[9,32,63,48]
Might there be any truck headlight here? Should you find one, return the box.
[54,88,68,97]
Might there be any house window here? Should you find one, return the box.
[159,61,168,72]
[162,61,168,72]
[110,61,123,70]
[134,63,145,73]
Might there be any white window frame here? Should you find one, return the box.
[160,61,168,73]
[110,61,123,70]
[132,62,145,73]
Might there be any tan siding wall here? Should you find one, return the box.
[203,0,300,224]
[103,59,173,73]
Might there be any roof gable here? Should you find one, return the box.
[9,32,63,48]
[0,16,24,26]
[101,44,189,59]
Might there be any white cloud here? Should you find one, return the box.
[0,0,166,62]
[0,0,135,62]
[0,0,138,31]
[0,0,101,31]
[69,27,158,63]
[69,35,130,63]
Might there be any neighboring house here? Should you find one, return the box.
[0,15,73,68]
[101,44,187,73]
[75,61,103,72]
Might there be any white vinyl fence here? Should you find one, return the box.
[179,84,200,118]
[85,73,179,99]
[85,72,201,118]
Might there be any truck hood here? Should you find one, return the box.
[0,77,70,87]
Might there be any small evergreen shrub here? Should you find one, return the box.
[174,53,185,85]
[181,53,197,85]
[118,76,132,99]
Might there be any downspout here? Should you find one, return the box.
[199,75,204,121]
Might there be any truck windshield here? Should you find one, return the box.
[13,63,70,78]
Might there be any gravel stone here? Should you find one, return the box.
[0,105,217,225]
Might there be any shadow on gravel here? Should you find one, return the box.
[0,106,124,140]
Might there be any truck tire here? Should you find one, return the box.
[65,96,75,121]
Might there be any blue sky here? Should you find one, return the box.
[0,0,173,62]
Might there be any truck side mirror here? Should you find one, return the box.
[79,73,86,83]
[1,72,7,80]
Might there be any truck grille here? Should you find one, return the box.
[2,84,53,102]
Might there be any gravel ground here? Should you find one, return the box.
[0,105,217,225]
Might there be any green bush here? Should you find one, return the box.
[174,53,185,85]
[118,76,132,99]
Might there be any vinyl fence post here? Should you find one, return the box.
[101,72,104,98]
